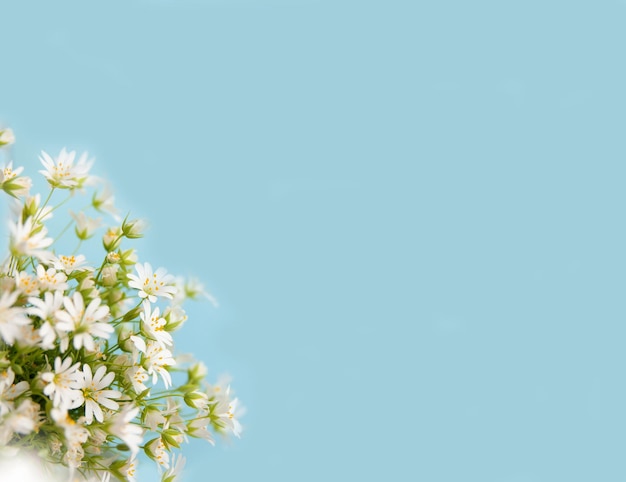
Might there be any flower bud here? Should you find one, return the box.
[103,227,122,251]
[122,216,146,239]
[101,264,119,286]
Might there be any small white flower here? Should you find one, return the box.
[39,148,93,189]
[0,291,30,345]
[0,162,31,198]
[73,364,121,424]
[41,357,83,410]
[162,454,186,482]
[71,211,101,240]
[0,128,15,146]
[127,263,177,303]
[108,405,143,457]
[92,184,120,221]
[142,341,176,389]
[52,254,89,274]
[0,368,29,416]
[145,437,170,469]
[27,291,68,351]
[55,292,113,352]
[3,399,40,437]
[125,365,149,395]
[8,217,53,263]
[36,264,68,292]
[140,301,173,348]
[14,271,39,297]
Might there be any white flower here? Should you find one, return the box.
[3,399,40,438]
[41,357,83,410]
[52,254,89,274]
[39,148,93,189]
[92,185,120,221]
[119,457,138,482]
[0,128,15,147]
[8,217,53,263]
[0,368,29,416]
[140,301,173,348]
[0,162,31,198]
[127,263,177,303]
[186,414,215,445]
[0,291,30,345]
[173,276,219,307]
[162,454,186,482]
[71,211,101,240]
[36,264,68,292]
[14,271,39,297]
[51,408,89,468]
[73,364,121,425]
[107,405,143,457]
[55,292,113,352]
[125,365,149,395]
[141,341,176,389]
[211,385,244,438]
[27,291,68,351]
[145,437,170,469]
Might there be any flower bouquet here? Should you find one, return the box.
[0,127,242,481]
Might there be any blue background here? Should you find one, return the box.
[2,1,626,480]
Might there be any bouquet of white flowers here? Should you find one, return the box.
[0,127,242,481]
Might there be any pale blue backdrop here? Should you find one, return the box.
[2,1,626,481]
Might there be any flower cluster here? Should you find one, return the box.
[0,129,242,481]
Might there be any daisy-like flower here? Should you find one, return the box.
[0,291,31,345]
[0,161,31,198]
[27,291,68,351]
[14,271,39,297]
[55,292,113,352]
[41,357,83,410]
[8,217,53,263]
[36,264,68,292]
[140,301,173,348]
[73,364,121,425]
[140,341,176,389]
[52,254,89,274]
[127,263,177,303]
[39,148,93,189]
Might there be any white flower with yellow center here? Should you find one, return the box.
[52,254,89,274]
[140,301,172,348]
[27,291,68,351]
[0,162,31,198]
[39,148,93,189]
[8,217,53,263]
[36,264,68,292]
[14,271,39,297]
[141,341,176,389]
[55,292,113,352]
[73,364,121,425]
[41,357,83,411]
[127,263,177,303]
